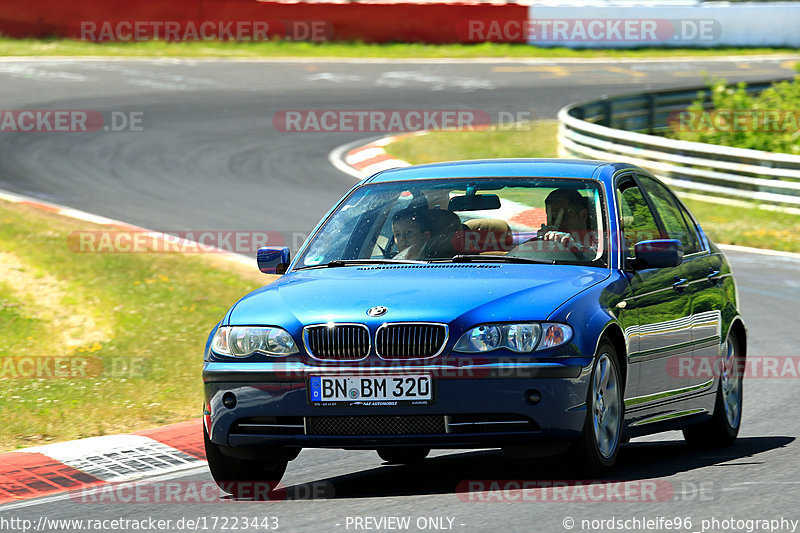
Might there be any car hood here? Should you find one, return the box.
[227,264,609,327]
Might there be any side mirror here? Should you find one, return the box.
[630,239,683,269]
[257,246,290,275]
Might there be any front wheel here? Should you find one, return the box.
[683,334,742,448]
[376,447,430,464]
[569,340,624,476]
[204,427,288,497]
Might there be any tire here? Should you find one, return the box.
[568,340,624,476]
[376,447,430,464]
[204,426,288,498]
[683,334,742,448]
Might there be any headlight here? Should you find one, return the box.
[453,322,572,353]
[454,323,541,353]
[211,326,298,357]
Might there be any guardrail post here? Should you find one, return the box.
[701,87,713,110]
[646,94,656,135]
[601,99,612,127]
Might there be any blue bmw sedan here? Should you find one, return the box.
[203,159,746,489]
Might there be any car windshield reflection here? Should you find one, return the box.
[295,177,609,269]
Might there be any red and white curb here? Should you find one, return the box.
[0,419,205,504]
[341,134,413,178]
[0,189,142,231]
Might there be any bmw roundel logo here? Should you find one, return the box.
[367,306,388,317]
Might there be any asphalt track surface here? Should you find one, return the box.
[2,57,800,532]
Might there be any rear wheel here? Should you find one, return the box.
[376,447,430,464]
[204,427,288,497]
[683,334,742,448]
[569,340,624,476]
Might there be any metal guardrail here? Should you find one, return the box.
[557,80,800,207]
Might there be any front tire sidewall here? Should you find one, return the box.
[682,333,743,448]
[574,341,624,474]
[204,426,288,495]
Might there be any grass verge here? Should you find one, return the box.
[386,121,800,253]
[0,199,272,452]
[1,38,797,59]
[387,122,560,163]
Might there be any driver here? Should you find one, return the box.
[538,189,595,253]
[392,208,431,260]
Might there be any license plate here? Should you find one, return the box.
[309,374,433,406]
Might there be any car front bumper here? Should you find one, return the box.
[203,360,593,452]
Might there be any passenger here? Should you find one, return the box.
[392,208,431,260]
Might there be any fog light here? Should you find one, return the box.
[222,392,237,409]
[525,389,542,405]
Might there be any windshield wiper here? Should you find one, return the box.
[433,255,557,265]
[293,258,427,271]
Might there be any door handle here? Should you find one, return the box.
[707,269,722,284]
[672,277,689,291]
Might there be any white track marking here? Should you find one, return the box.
[57,208,120,225]
[307,72,363,82]
[375,70,496,91]
[26,435,203,482]
[0,63,89,82]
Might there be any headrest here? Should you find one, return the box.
[460,218,514,253]
[465,218,510,234]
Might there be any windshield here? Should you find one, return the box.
[296,177,608,269]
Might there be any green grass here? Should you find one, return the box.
[0,283,46,357]
[0,200,271,451]
[387,121,800,253]
[387,122,560,163]
[681,199,800,253]
[1,38,797,58]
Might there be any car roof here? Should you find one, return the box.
[363,158,638,184]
